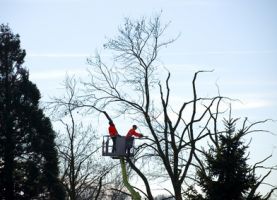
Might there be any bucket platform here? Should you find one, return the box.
[102,135,135,158]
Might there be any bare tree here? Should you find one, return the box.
[49,15,276,200]
[66,15,226,200]
[49,76,119,200]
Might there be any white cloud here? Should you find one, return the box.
[29,69,87,81]
[231,99,273,110]
[27,53,90,58]
[160,50,277,56]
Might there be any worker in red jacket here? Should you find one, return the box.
[125,125,143,156]
[108,121,119,153]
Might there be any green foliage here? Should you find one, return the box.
[183,186,204,200]
[0,24,65,200]
[186,117,264,200]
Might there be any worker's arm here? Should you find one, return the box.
[133,130,143,138]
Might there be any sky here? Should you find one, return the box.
[2,0,277,195]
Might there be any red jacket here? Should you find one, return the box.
[108,124,118,137]
[126,128,142,139]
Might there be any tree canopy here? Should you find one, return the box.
[0,24,65,200]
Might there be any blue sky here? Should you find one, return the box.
[2,0,277,194]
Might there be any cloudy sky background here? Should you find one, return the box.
[2,0,277,195]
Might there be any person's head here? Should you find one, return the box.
[109,121,114,126]
[132,125,137,130]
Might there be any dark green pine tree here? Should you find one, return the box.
[196,117,260,200]
[0,24,65,200]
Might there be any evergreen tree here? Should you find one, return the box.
[191,117,264,200]
[199,118,255,200]
[0,24,65,200]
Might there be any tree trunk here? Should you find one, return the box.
[173,183,182,200]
